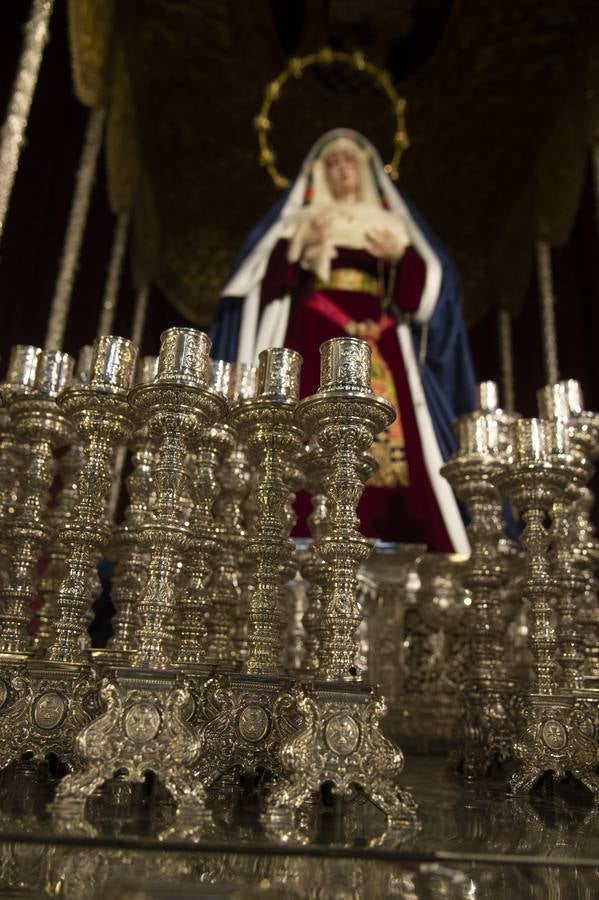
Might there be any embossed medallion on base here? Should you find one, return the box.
[50,671,212,834]
[263,683,419,847]
[0,661,98,774]
[193,674,301,787]
[510,696,599,795]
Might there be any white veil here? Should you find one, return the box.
[222,128,442,365]
[309,135,380,206]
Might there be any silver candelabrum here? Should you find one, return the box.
[0,346,41,596]
[51,329,227,832]
[101,355,159,663]
[47,336,138,665]
[442,381,517,776]
[0,336,138,775]
[0,350,73,658]
[231,348,304,676]
[497,416,599,795]
[264,338,419,846]
[2,320,599,835]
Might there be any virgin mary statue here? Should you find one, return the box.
[210,129,475,555]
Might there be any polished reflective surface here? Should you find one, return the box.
[0,755,597,897]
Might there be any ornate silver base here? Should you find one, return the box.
[263,681,419,846]
[577,679,599,743]
[510,693,599,794]
[0,659,98,773]
[50,668,212,831]
[454,680,518,777]
[193,673,301,786]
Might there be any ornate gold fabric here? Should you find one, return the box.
[66,1,599,326]
[315,269,380,296]
[344,318,409,489]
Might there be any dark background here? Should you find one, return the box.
[0,1,598,418]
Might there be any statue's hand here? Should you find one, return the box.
[288,212,331,267]
[365,227,406,261]
[303,213,330,248]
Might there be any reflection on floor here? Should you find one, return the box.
[0,754,598,897]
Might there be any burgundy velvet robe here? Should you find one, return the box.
[261,239,453,551]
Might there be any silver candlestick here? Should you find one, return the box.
[34,346,93,653]
[46,337,138,665]
[227,364,258,665]
[298,444,328,676]
[0,346,40,596]
[442,384,516,776]
[131,329,226,671]
[102,356,159,662]
[52,329,224,833]
[204,361,250,668]
[0,346,41,548]
[0,340,135,775]
[176,359,235,669]
[231,348,304,676]
[538,383,593,694]
[498,418,599,795]
[264,338,418,846]
[0,350,74,658]
[297,338,394,681]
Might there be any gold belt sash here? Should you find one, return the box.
[315,268,380,296]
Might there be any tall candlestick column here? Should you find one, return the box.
[34,345,92,651]
[46,337,138,664]
[538,386,591,692]
[297,338,395,681]
[0,346,40,574]
[51,331,222,833]
[174,472,214,668]
[104,356,159,661]
[0,351,73,656]
[229,364,257,664]
[175,360,233,668]
[499,420,560,695]
[298,445,328,675]
[231,348,303,676]
[203,362,245,667]
[264,338,418,846]
[498,419,599,795]
[0,347,104,778]
[557,385,599,692]
[299,448,376,677]
[34,439,86,651]
[441,392,514,776]
[130,329,225,670]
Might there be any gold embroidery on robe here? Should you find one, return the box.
[344,319,410,488]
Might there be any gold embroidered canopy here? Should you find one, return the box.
[67,0,599,326]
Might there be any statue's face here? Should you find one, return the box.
[323,147,360,200]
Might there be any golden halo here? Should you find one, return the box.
[255,48,409,189]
